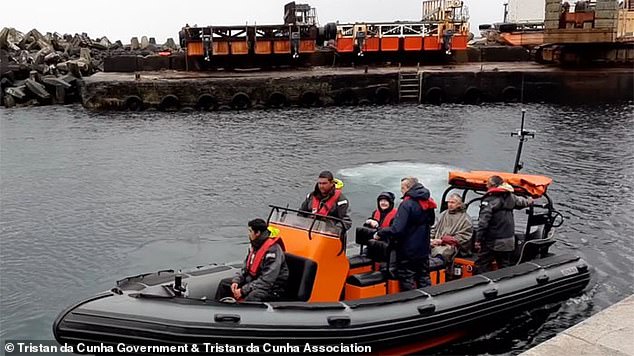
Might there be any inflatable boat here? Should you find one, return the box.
[53,171,591,355]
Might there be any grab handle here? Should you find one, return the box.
[214,314,241,323]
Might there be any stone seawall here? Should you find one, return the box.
[80,63,633,111]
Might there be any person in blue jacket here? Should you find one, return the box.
[376,177,437,290]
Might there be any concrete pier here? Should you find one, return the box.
[521,294,634,356]
[80,62,634,111]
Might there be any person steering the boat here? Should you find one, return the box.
[219,218,289,302]
[375,177,437,290]
[431,193,473,262]
[474,175,533,273]
[299,170,352,230]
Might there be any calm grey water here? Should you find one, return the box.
[1,103,633,354]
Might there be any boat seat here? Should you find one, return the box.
[283,253,317,302]
[349,254,374,270]
[429,256,446,272]
[347,271,387,287]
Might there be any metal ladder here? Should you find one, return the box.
[398,71,420,103]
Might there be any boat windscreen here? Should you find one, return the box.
[269,209,343,237]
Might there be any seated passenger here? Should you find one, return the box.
[364,192,397,273]
[217,218,289,302]
[430,194,473,262]
[365,191,397,229]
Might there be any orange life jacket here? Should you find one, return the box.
[311,189,342,215]
[246,237,283,277]
[372,208,397,228]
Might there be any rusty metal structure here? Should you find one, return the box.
[179,1,470,69]
[536,0,634,64]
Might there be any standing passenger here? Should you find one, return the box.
[474,176,533,273]
[376,177,436,290]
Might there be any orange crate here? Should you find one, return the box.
[404,37,423,51]
[423,36,440,50]
[336,37,354,52]
[381,37,399,51]
[299,40,315,53]
[364,37,380,52]
[231,41,249,55]
[187,42,204,56]
[273,40,291,54]
[213,41,229,55]
[255,41,271,54]
[451,35,468,50]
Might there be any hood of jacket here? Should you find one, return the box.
[377,191,396,212]
[403,183,430,201]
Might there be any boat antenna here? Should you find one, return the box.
[510,109,535,173]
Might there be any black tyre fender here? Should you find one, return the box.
[267,92,287,108]
[374,86,392,105]
[124,95,143,111]
[159,94,180,111]
[196,94,218,111]
[231,92,251,110]
[424,87,443,105]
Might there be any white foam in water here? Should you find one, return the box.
[338,161,463,218]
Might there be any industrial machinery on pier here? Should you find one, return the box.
[179,1,470,69]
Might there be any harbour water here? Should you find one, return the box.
[1,103,632,354]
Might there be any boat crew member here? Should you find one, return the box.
[299,170,352,230]
[375,177,436,290]
[430,193,473,262]
[218,218,289,302]
[474,176,533,273]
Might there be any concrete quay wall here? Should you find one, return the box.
[521,294,634,356]
[80,63,633,111]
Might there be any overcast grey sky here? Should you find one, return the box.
[1,0,506,43]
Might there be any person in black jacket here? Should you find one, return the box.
[376,177,437,290]
[299,170,352,230]
[218,218,289,302]
[474,175,533,273]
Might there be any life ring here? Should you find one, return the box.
[374,87,392,105]
[300,91,319,107]
[502,86,520,103]
[267,92,287,108]
[124,95,143,111]
[159,94,180,112]
[196,94,218,111]
[463,87,482,105]
[231,92,251,110]
[424,87,443,105]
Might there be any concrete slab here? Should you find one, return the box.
[521,295,634,356]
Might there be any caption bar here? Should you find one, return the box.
[5,341,372,354]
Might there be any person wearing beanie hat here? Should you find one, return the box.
[365,191,397,229]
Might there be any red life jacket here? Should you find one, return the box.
[311,189,342,215]
[246,237,283,277]
[372,209,397,228]
[403,195,438,210]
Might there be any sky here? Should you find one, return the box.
[0,0,507,44]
